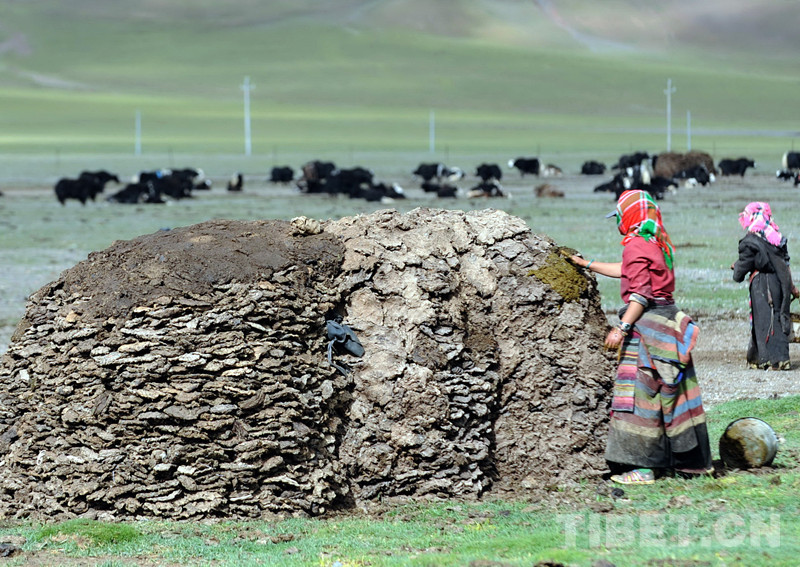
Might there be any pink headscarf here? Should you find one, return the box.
[739,202,783,247]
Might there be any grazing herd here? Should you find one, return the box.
[47,150,800,206]
[53,168,215,205]
[295,161,406,203]
[54,170,120,205]
[592,150,756,200]
[106,168,211,204]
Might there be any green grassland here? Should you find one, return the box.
[0,1,798,163]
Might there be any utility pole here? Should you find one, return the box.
[242,76,253,156]
[686,110,692,151]
[134,110,142,156]
[429,109,435,154]
[664,79,676,151]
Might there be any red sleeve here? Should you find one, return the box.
[621,239,653,300]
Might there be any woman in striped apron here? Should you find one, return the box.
[570,189,713,484]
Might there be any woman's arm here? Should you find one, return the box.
[732,239,757,283]
[783,246,799,298]
[604,301,645,349]
[569,255,622,278]
[788,268,800,298]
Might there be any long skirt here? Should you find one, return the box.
[748,272,790,369]
[605,337,713,472]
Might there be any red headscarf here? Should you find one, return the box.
[614,190,674,269]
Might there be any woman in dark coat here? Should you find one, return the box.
[732,202,799,370]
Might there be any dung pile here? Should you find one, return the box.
[0,208,615,521]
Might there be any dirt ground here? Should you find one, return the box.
[686,316,800,408]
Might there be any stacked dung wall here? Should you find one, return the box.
[324,209,614,498]
[0,208,615,521]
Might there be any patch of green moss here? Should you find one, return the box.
[34,519,143,546]
[528,251,588,302]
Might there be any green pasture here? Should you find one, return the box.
[1,395,797,567]
[2,2,799,159]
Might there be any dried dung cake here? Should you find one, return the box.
[0,208,615,521]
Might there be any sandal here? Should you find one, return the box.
[610,468,655,485]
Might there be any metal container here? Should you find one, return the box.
[719,417,779,469]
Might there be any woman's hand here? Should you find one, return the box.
[604,327,625,350]
[569,254,587,268]
[792,285,800,299]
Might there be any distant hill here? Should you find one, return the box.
[0,0,797,157]
[527,0,798,58]
[3,0,796,98]
[3,0,798,60]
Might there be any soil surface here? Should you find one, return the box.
[690,316,800,407]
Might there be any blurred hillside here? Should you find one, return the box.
[0,0,797,159]
[4,0,797,60]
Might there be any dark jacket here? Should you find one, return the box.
[733,232,793,335]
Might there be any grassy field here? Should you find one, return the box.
[1,1,798,159]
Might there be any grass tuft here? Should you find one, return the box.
[34,519,142,547]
